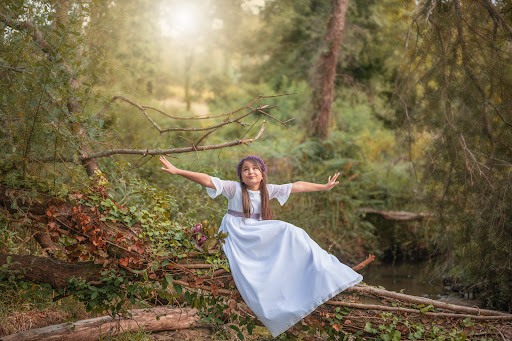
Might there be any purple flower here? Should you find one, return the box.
[192,224,202,233]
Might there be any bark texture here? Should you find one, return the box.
[1,308,198,341]
[310,0,350,139]
[0,254,102,289]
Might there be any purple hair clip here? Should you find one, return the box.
[236,155,267,178]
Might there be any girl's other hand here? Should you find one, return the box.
[160,156,180,175]
[325,172,340,190]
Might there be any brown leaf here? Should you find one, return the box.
[114,232,126,244]
[210,283,219,297]
[119,257,129,267]
[129,241,145,254]
[332,324,341,332]
[228,299,236,310]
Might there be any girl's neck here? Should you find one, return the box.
[246,184,260,191]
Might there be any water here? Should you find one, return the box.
[360,261,444,297]
[358,261,483,307]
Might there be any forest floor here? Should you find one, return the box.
[2,292,511,340]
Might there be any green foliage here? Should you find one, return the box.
[66,268,153,315]
[359,312,481,341]
[3,0,509,338]
[397,0,512,311]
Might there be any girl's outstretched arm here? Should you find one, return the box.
[159,156,215,189]
[290,172,340,193]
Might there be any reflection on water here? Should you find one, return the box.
[360,261,444,297]
[359,261,483,307]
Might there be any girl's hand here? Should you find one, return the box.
[160,156,180,175]
[325,172,340,190]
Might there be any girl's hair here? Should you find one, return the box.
[237,157,273,220]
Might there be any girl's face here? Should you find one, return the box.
[240,160,263,191]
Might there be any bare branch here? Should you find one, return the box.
[31,122,268,163]
[249,106,291,130]
[97,94,283,134]
[95,93,295,120]
[195,127,219,147]
[351,254,375,271]
[239,121,266,145]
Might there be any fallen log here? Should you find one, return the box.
[1,307,198,341]
[348,284,512,317]
[326,300,512,320]
[0,254,102,289]
[358,208,433,221]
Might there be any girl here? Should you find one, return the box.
[160,155,363,337]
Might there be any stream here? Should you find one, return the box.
[358,261,484,307]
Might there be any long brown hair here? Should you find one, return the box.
[238,158,273,220]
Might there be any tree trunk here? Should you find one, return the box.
[0,254,102,289]
[310,0,350,139]
[1,308,198,341]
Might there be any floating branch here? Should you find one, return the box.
[32,121,268,163]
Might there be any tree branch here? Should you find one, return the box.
[95,93,296,120]
[325,300,512,320]
[31,122,268,163]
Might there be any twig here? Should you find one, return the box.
[195,128,219,147]
[239,121,266,145]
[178,135,198,159]
[172,279,234,296]
[175,264,215,269]
[250,106,291,130]
[351,254,375,271]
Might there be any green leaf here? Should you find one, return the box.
[184,291,191,304]
[419,304,434,313]
[229,325,240,332]
[173,283,182,295]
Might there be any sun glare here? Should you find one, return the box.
[160,2,203,38]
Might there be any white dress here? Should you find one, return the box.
[206,177,363,337]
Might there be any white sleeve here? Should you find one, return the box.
[205,177,237,200]
[267,183,292,206]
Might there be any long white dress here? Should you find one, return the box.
[206,177,363,337]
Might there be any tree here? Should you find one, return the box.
[397,0,512,311]
[0,1,289,183]
[309,0,350,139]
